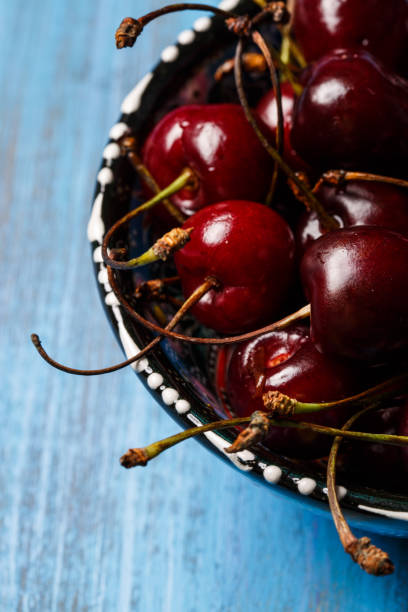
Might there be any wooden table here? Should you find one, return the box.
[2,1,408,609]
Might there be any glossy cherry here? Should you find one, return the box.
[142,104,274,219]
[297,179,408,254]
[291,50,408,174]
[256,82,309,172]
[292,0,408,72]
[173,200,295,334]
[301,226,408,362]
[226,323,365,458]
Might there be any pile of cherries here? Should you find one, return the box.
[113,0,408,484]
[33,0,408,576]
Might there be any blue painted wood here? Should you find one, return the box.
[1,1,408,610]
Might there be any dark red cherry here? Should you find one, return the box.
[297,179,408,254]
[292,0,408,72]
[301,227,408,362]
[226,323,364,458]
[142,104,274,219]
[256,82,309,172]
[173,200,295,334]
[291,50,408,174]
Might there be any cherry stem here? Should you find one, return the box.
[327,405,394,576]
[115,4,237,48]
[30,277,217,376]
[102,167,196,270]
[109,266,311,346]
[264,371,408,416]
[119,135,185,224]
[120,407,408,468]
[234,38,338,231]
[314,169,408,193]
[251,29,283,205]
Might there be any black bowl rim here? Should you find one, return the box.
[87,0,408,525]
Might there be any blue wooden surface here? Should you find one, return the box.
[2,1,408,610]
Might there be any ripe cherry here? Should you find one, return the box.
[301,226,408,362]
[173,200,295,334]
[297,179,408,254]
[142,104,274,220]
[291,50,408,174]
[226,323,365,458]
[292,0,408,73]
[256,82,309,172]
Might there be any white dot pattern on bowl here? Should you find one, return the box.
[109,122,130,140]
[162,387,179,405]
[97,167,114,186]
[121,72,154,114]
[147,373,164,390]
[194,16,212,32]
[175,399,191,414]
[218,0,240,10]
[103,142,121,161]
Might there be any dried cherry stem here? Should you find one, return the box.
[119,135,185,224]
[234,38,338,231]
[120,408,408,468]
[263,371,408,417]
[327,406,394,576]
[225,409,408,453]
[313,169,408,193]
[30,277,218,376]
[115,4,238,48]
[251,29,283,205]
[109,263,311,346]
[102,167,196,269]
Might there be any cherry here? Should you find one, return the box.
[301,226,408,362]
[226,322,365,458]
[256,82,309,172]
[142,104,274,220]
[292,0,408,73]
[297,179,408,254]
[291,50,408,174]
[173,200,295,334]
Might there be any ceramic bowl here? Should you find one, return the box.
[88,0,408,537]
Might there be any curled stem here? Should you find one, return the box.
[119,135,185,224]
[31,277,217,376]
[233,38,338,231]
[327,406,394,576]
[314,169,408,193]
[115,4,237,48]
[101,167,196,269]
[109,266,311,346]
[121,407,408,467]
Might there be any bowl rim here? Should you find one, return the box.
[87,0,408,526]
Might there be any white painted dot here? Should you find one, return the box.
[147,373,164,390]
[121,72,154,114]
[103,142,121,160]
[336,486,347,500]
[97,167,114,186]
[263,465,282,484]
[105,291,119,307]
[218,0,240,10]
[87,192,105,244]
[297,477,317,496]
[93,246,103,263]
[161,45,179,63]
[109,122,130,141]
[176,399,191,415]
[135,358,149,373]
[186,411,200,423]
[162,388,179,405]
[98,266,108,285]
[194,16,212,32]
[177,29,195,45]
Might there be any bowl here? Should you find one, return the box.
[88,0,408,537]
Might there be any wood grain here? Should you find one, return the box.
[1,1,408,610]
